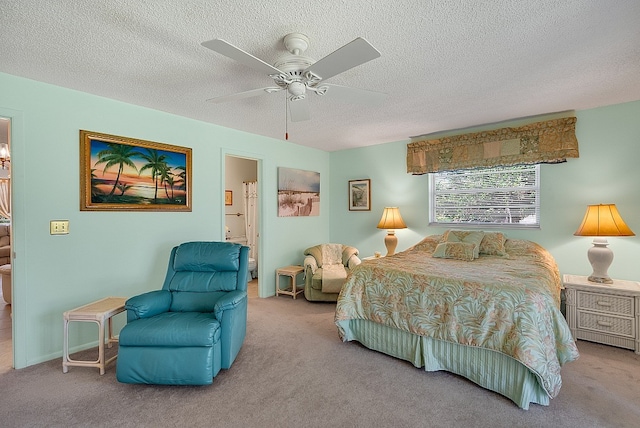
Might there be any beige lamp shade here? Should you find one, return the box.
[574,204,635,237]
[377,207,407,230]
[377,207,407,256]
[574,204,634,284]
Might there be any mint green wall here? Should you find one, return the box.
[1,72,330,368]
[330,100,640,282]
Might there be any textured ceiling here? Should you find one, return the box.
[2,1,640,151]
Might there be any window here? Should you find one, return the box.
[429,164,540,228]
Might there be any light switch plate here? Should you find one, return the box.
[50,220,69,235]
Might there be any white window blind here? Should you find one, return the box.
[429,164,540,228]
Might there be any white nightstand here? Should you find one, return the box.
[563,274,640,354]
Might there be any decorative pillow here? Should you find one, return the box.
[432,242,476,262]
[479,232,507,256]
[442,230,485,259]
[322,243,344,266]
[409,235,442,253]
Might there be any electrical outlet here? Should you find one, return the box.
[50,220,69,235]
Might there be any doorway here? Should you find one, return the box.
[224,155,259,297]
[0,116,12,372]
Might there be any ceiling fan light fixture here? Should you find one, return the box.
[288,81,306,97]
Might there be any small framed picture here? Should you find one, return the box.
[225,190,233,206]
[348,179,371,211]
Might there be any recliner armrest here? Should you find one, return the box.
[125,290,172,321]
[213,290,247,321]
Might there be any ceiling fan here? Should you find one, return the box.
[201,33,387,122]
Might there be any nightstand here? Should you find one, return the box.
[563,274,640,354]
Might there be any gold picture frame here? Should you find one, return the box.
[80,130,192,211]
[225,190,233,206]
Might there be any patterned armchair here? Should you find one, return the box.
[303,243,360,302]
[116,241,249,385]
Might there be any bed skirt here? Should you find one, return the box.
[336,318,550,409]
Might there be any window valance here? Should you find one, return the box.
[406,117,579,175]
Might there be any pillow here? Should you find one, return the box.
[432,242,476,262]
[479,232,507,256]
[409,235,442,253]
[442,230,485,259]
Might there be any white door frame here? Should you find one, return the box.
[0,107,25,368]
[222,149,264,297]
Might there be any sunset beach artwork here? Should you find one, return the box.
[80,130,192,211]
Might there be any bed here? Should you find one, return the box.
[334,232,579,409]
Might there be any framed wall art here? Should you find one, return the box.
[80,130,192,211]
[348,179,371,211]
[277,167,320,217]
[225,190,233,206]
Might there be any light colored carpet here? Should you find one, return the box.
[0,291,638,427]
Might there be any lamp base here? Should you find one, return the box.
[586,238,614,285]
[384,231,398,256]
[587,275,613,284]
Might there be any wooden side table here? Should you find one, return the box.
[276,265,305,299]
[63,296,127,374]
[563,274,640,354]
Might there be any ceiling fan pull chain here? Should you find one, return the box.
[285,94,289,140]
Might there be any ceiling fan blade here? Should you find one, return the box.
[206,87,282,104]
[289,97,311,122]
[201,39,284,75]
[304,37,381,81]
[318,84,387,105]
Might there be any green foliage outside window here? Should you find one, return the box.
[429,164,540,228]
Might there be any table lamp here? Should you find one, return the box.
[573,204,635,284]
[377,207,407,256]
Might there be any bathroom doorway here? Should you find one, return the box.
[224,155,259,297]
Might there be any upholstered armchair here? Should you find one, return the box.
[0,225,10,266]
[303,243,360,302]
[116,241,249,385]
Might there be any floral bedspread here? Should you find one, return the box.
[335,235,579,398]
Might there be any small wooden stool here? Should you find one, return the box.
[275,265,305,299]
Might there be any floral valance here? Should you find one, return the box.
[406,116,579,175]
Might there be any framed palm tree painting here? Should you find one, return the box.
[80,130,192,211]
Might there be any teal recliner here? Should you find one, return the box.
[116,241,249,385]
